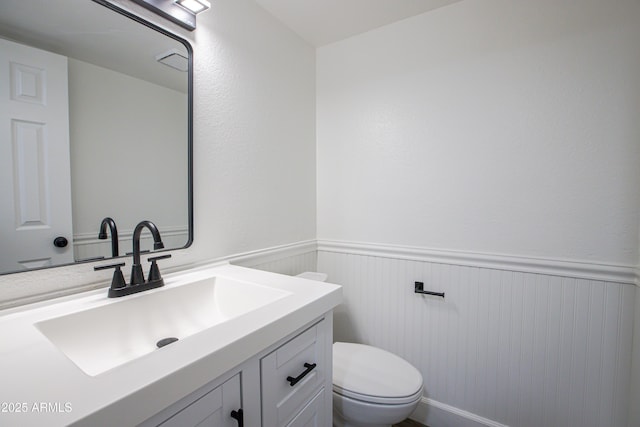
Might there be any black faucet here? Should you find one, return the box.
[98,217,119,257]
[94,220,171,298]
[130,220,164,285]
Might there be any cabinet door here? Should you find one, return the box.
[159,373,241,427]
[286,388,325,427]
[261,320,326,426]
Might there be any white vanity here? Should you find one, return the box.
[0,264,342,426]
[142,311,331,427]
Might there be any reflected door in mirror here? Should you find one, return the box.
[0,38,74,272]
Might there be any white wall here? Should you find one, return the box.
[188,0,316,258]
[316,1,640,426]
[317,0,640,266]
[0,0,316,306]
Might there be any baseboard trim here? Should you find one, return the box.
[411,396,508,427]
[317,240,638,285]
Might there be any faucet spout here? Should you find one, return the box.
[98,217,119,257]
[130,220,164,285]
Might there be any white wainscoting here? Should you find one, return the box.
[317,241,636,427]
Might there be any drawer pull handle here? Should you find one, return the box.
[230,408,243,427]
[287,362,317,386]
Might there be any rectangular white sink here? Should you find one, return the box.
[35,276,291,376]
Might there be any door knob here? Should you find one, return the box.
[53,237,68,248]
[230,409,243,427]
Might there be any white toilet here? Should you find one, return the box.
[332,342,423,427]
[295,272,424,427]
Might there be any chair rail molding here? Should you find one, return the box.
[317,240,638,286]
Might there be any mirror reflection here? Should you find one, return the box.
[0,0,192,275]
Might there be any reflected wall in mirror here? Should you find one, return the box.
[0,0,193,275]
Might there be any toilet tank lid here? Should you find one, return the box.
[333,342,423,400]
[296,272,328,282]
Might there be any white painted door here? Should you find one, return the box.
[0,38,74,272]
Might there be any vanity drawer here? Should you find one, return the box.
[261,320,326,426]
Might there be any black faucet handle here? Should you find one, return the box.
[94,262,127,290]
[94,262,126,271]
[125,249,150,256]
[147,254,171,283]
[148,254,172,262]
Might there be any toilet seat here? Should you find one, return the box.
[333,384,423,405]
[333,342,423,405]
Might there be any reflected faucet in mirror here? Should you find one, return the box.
[98,217,119,257]
[94,220,171,298]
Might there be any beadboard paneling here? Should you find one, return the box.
[317,249,635,427]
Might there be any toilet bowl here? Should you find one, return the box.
[332,342,423,427]
[294,273,424,427]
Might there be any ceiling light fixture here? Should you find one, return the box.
[176,0,210,14]
[131,0,210,31]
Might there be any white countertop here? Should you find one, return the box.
[0,263,342,427]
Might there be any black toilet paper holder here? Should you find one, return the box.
[414,281,445,298]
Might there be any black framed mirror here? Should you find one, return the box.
[0,0,193,275]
